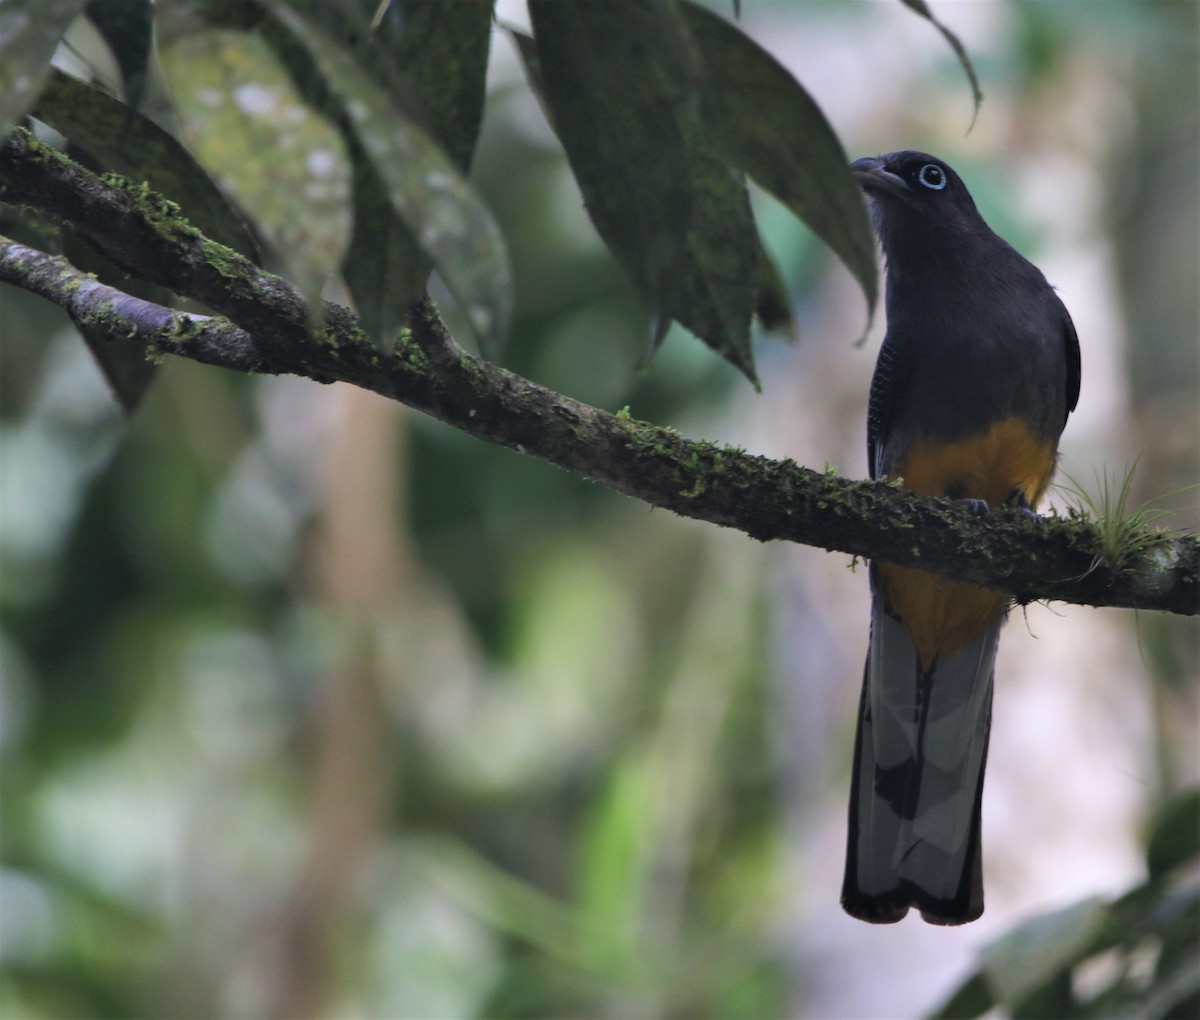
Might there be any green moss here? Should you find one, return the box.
[317,318,369,352]
[143,311,203,349]
[99,169,201,244]
[19,128,74,168]
[395,336,432,374]
[198,238,259,300]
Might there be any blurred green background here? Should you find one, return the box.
[1,1,1196,1017]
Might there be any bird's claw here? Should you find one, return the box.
[1006,490,1044,528]
[957,497,991,517]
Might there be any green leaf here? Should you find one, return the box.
[978,896,1108,1007]
[78,325,158,413]
[576,756,656,975]
[504,24,541,89]
[84,0,152,108]
[527,0,691,310]
[1146,786,1200,880]
[159,27,352,308]
[898,0,983,124]
[374,0,494,173]
[1140,922,1200,1018]
[1011,968,1074,1020]
[666,153,758,382]
[32,70,259,259]
[927,972,995,1020]
[342,157,427,347]
[274,4,512,349]
[754,239,796,341]
[0,198,61,253]
[680,0,878,318]
[341,0,494,346]
[0,0,87,140]
[528,0,758,382]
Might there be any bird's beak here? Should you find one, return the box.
[850,156,910,200]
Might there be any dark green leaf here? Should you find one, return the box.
[342,152,427,346]
[898,0,984,124]
[505,24,540,89]
[755,239,796,341]
[340,0,493,345]
[1140,940,1200,1018]
[84,0,152,108]
[1146,787,1200,880]
[528,0,758,382]
[680,0,878,318]
[275,4,513,348]
[159,26,352,308]
[527,1,691,314]
[666,154,758,382]
[0,200,62,254]
[1011,968,1074,1020]
[77,325,157,413]
[0,0,87,140]
[374,0,494,173]
[978,896,1108,1007]
[927,972,995,1020]
[32,70,259,259]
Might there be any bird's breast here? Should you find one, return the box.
[876,417,1058,667]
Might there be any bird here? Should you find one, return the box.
[842,151,1080,925]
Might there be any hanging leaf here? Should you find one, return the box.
[342,156,428,347]
[78,322,158,413]
[340,0,493,346]
[32,70,259,259]
[527,0,758,382]
[0,0,87,140]
[526,2,690,320]
[898,0,984,123]
[84,0,152,108]
[273,4,512,349]
[754,239,796,341]
[372,0,494,173]
[928,972,995,1020]
[680,0,878,318]
[661,151,758,382]
[159,26,352,309]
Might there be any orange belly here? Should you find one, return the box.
[876,417,1057,668]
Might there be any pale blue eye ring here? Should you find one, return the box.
[918,164,947,190]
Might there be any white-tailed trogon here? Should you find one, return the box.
[842,151,1081,925]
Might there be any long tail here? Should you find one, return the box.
[841,592,1000,925]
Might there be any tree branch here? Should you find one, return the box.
[1,128,1196,616]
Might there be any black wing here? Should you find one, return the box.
[1061,304,1081,424]
[867,331,914,479]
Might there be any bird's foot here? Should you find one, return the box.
[957,497,991,517]
[1006,489,1043,527]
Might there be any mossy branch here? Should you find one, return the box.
[1,128,1196,617]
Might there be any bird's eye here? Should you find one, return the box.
[917,164,946,190]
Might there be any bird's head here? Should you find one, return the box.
[850,151,986,256]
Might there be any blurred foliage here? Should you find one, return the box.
[933,788,1200,1019]
[0,1,1197,1018]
